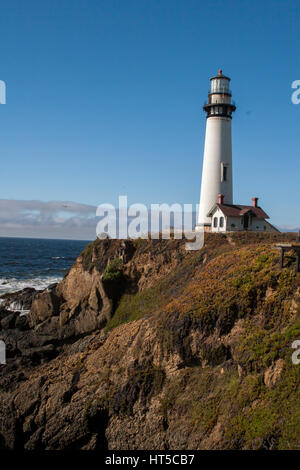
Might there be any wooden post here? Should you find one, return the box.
[296,250,300,274]
[280,247,284,269]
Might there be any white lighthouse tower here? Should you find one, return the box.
[197,69,236,228]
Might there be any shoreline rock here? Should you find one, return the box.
[0,287,39,312]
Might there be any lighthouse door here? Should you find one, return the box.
[243,214,249,230]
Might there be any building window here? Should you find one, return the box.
[264,225,266,231]
[231,223,235,228]
[213,217,218,228]
[220,217,224,228]
[221,163,228,182]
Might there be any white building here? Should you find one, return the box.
[208,195,277,233]
[197,69,235,229]
[197,69,277,233]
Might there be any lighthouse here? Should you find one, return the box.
[197,69,236,228]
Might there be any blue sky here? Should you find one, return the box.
[0,0,299,237]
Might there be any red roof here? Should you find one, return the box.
[208,203,269,219]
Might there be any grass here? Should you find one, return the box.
[105,280,168,331]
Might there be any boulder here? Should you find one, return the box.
[28,290,60,327]
[0,287,37,311]
[15,314,30,331]
[0,312,18,330]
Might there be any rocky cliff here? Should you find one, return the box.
[0,232,300,450]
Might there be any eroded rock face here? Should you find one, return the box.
[27,238,189,339]
[27,264,112,339]
[0,233,299,450]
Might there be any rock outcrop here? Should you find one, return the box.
[0,287,38,311]
[0,232,299,450]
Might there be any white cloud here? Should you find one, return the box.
[0,199,98,239]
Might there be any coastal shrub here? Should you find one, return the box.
[102,257,123,282]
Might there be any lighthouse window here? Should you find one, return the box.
[220,217,224,228]
[213,217,218,228]
[221,164,228,182]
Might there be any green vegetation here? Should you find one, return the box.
[157,338,300,450]
[81,242,94,271]
[105,280,168,331]
[102,257,123,282]
[223,354,300,449]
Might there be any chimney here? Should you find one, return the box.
[218,194,224,204]
[252,197,258,208]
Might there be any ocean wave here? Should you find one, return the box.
[0,298,30,315]
[0,276,63,295]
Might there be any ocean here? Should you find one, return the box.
[0,237,91,296]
